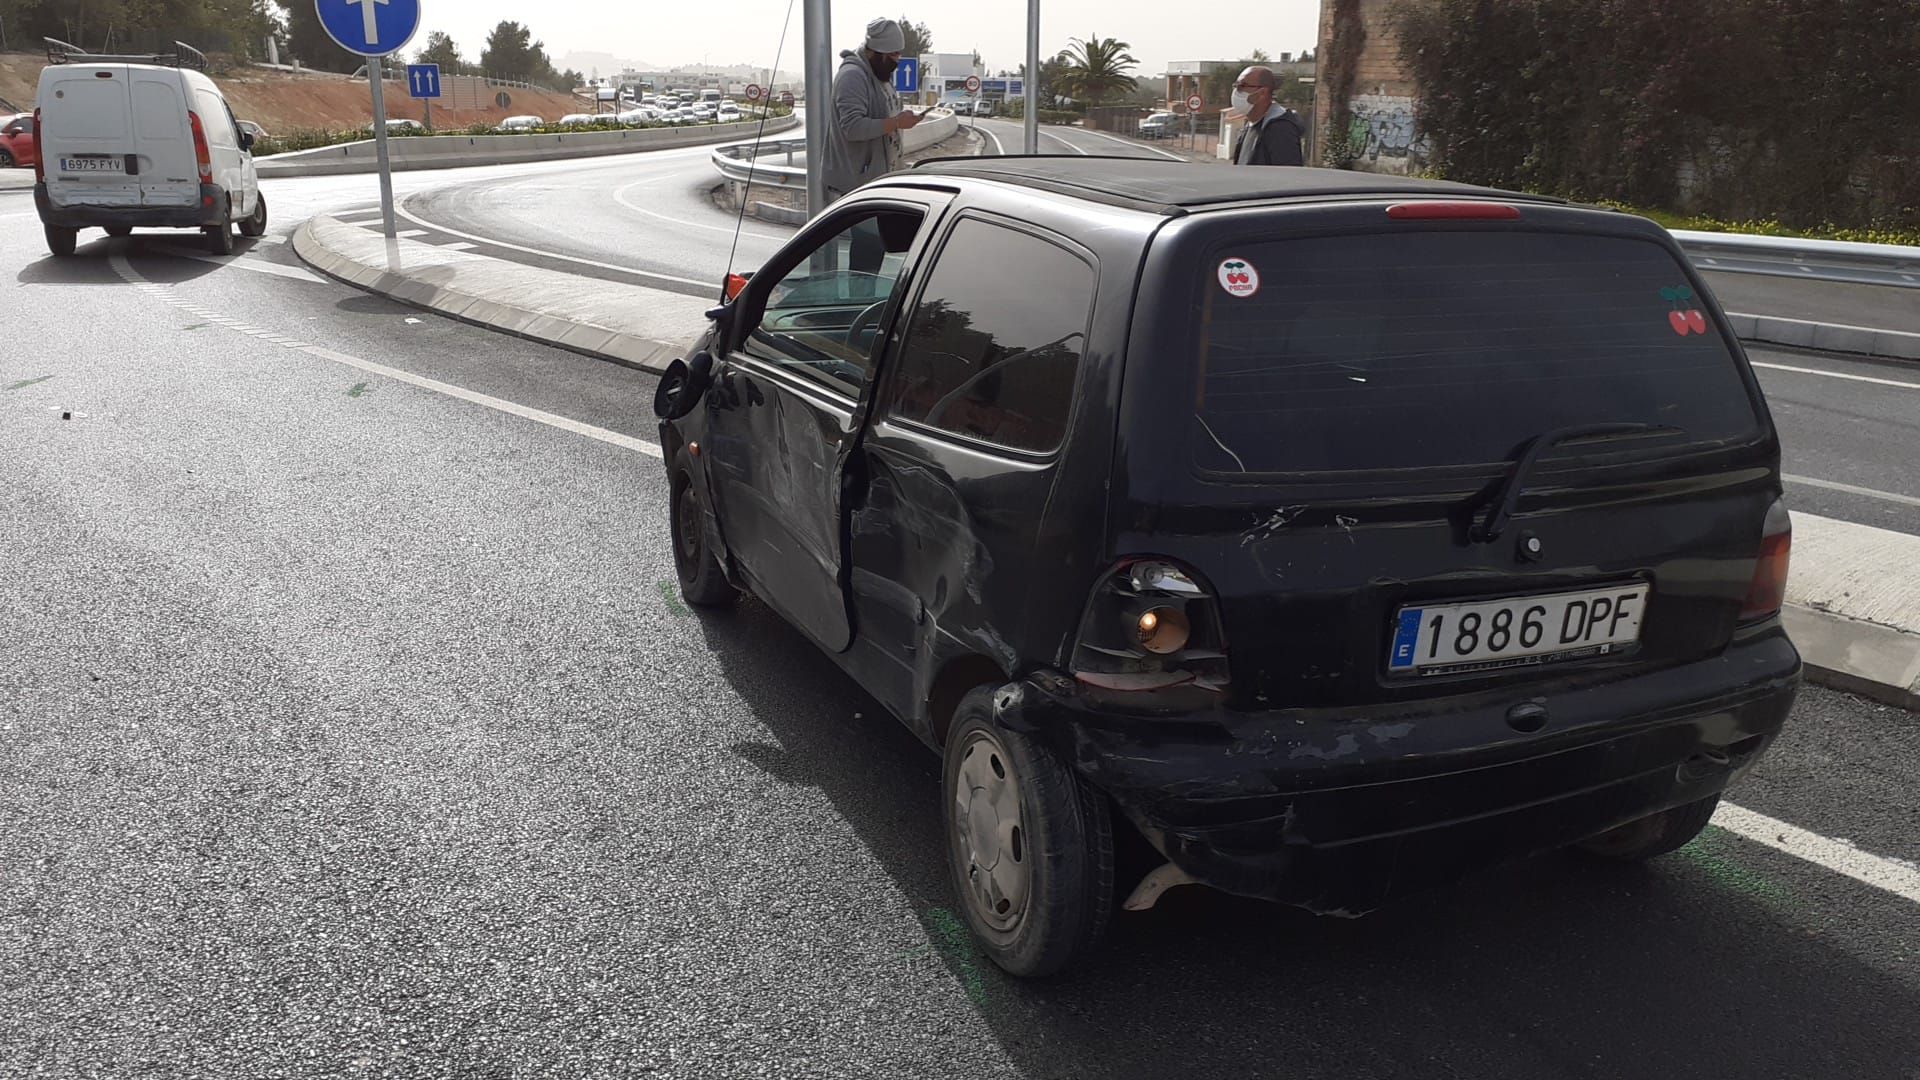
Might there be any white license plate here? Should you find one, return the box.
[62,157,123,172]
[1388,584,1649,676]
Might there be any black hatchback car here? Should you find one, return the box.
[652,159,1800,976]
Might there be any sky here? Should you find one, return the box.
[407,0,1323,82]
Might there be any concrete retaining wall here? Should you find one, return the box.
[257,114,800,178]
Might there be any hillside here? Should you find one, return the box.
[0,52,583,132]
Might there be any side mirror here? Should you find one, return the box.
[239,131,255,153]
[652,350,717,420]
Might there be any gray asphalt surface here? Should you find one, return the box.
[4,154,1918,1079]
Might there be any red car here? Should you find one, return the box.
[0,113,37,170]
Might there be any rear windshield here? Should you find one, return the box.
[1192,231,1762,475]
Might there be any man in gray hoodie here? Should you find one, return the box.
[821,17,921,202]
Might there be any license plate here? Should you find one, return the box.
[62,156,122,172]
[1388,584,1649,676]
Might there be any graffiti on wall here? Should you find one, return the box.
[1347,94,1431,173]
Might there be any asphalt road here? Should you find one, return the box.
[3,156,1918,1078]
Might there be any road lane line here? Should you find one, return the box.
[1041,128,1090,156]
[1714,803,1920,905]
[1784,474,1920,508]
[1074,127,1189,162]
[151,244,326,282]
[392,201,711,289]
[610,178,790,242]
[1752,360,1920,391]
[979,125,1005,155]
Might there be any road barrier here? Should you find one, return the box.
[710,108,960,192]
[256,114,800,177]
[1672,231,1920,290]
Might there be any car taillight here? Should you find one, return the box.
[1386,201,1522,220]
[188,110,212,181]
[1739,499,1792,621]
[32,108,43,182]
[1071,558,1230,700]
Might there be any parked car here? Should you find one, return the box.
[650,158,1801,976]
[34,42,264,256]
[236,119,272,143]
[717,103,743,122]
[496,115,543,133]
[385,118,425,133]
[1138,111,1180,139]
[1,113,38,169]
[558,113,598,127]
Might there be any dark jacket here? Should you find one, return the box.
[1232,108,1305,166]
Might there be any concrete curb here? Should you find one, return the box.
[1781,606,1920,710]
[1726,311,1920,364]
[291,215,692,376]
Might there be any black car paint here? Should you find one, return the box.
[659,171,1801,912]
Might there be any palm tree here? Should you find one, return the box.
[1060,34,1139,105]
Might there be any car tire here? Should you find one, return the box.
[238,191,267,238]
[944,688,1114,978]
[0,149,14,168]
[105,226,133,238]
[45,224,78,257]
[1578,793,1720,861]
[670,463,737,608]
[204,199,235,256]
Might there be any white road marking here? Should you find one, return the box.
[1752,360,1920,391]
[610,177,790,242]
[979,125,1005,155]
[391,201,711,290]
[1040,127,1090,155]
[151,244,327,282]
[1714,803,1920,906]
[1784,474,1920,508]
[441,242,478,251]
[395,229,429,238]
[110,252,661,458]
[1074,126,1189,162]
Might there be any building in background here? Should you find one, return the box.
[1311,0,1427,172]
[920,52,985,108]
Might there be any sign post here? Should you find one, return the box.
[1187,93,1202,152]
[408,62,441,131]
[965,74,981,134]
[1024,0,1039,153]
[315,0,423,239]
[802,0,831,217]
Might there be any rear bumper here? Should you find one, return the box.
[1003,625,1801,912]
[36,182,228,229]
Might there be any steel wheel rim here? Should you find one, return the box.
[952,728,1031,933]
[674,485,701,565]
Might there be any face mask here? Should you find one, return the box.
[1231,89,1257,113]
[869,54,898,80]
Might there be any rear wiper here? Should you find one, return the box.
[1474,423,1684,542]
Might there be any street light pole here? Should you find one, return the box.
[1024,0,1039,154]
[802,0,831,217]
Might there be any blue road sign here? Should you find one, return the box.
[406,63,442,99]
[314,0,422,58]
[893,57,919,95]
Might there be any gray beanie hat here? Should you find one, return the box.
[865,17,906,54]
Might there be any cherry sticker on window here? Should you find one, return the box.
[1660,285,1708,336]
[1217,258,1260,298]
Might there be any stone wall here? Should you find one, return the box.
[1312,0,1431,173]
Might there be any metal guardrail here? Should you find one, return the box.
[712,136,810,190]
[1673,230,1920,290]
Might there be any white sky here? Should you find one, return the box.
[410,0,1323,81]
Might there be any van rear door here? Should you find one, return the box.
[40,63,141,207]
[132,68,198,208]
[1114,205,1780,710]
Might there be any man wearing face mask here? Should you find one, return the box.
[822,17,923,203]
[1228,65,1304,167]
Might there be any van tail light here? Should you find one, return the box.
[1739,499,1792,622]
[188,111,213,181]
[32,108,44,183]
[1071,558,1230,701]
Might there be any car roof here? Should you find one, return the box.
[908,158,1566,216]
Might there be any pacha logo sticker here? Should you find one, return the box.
[1660,285,1708,336]
[1217,258,1260,298]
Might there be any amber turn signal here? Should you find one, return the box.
[1135,607,1191,654]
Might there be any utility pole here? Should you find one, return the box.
[802,0,831,217]
[1024,0,1039,154]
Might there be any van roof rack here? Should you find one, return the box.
[44,37,208,72]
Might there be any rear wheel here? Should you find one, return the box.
[238,191,267,238]
[105,226,133,238]
[204,199,235,256]
[670,466,737,607]
[945,689,1114,977]
[1578,793,1720,861]
[44,224,77,257]
[0,149,14,168]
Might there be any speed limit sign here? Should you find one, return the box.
[1186,94,1203,111]
[965,75,982,94]
[746,84,763,101]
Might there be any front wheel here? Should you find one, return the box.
[45,224,78,257]
[1578,793,1720,861]
[0,149,15,168]
[670,466,737,608]
[944,689,1114,978]
[238,191,267,237]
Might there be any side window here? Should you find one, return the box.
[883,219,1094,454]
[224,103,246,146]
[196,91,236,148]
[741,208,923,397]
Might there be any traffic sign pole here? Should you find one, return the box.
[368,64,396,238]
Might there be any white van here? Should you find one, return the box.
[34,40,262,257]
